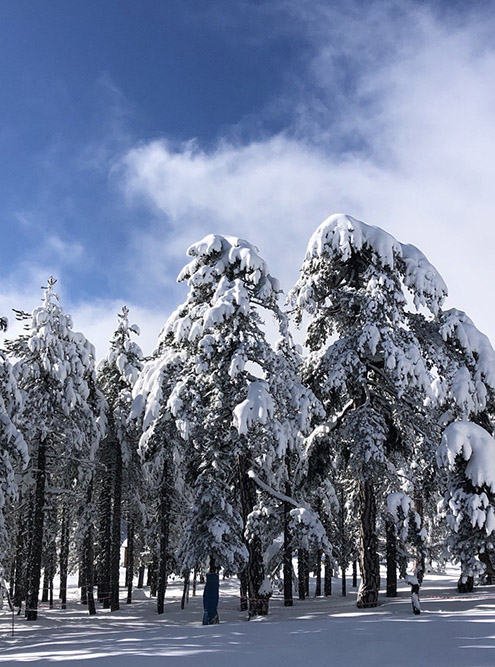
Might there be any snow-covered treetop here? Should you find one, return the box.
[100,306,143,389]
[293,213,447,317]
[9,277,103,449]
[159,234,283,349]
[437,421,495,493]
[179,234,280,294]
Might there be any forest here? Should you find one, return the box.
[2,212,495,623]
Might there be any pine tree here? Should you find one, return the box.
[97,307,143,611]
[0,319,27,588]
[289,214,447,607]
[7,277,103,620]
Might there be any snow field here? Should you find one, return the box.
[2,567,495,666]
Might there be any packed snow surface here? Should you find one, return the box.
[2,568,495,666]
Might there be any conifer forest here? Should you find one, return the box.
[3,212,495,633]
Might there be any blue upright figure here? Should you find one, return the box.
[203,573,219,625]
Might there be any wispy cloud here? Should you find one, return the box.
[119,1,495,343]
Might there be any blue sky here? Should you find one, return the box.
[2,0,495,355]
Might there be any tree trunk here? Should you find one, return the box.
[192,569,197,596]
[315,550,322,597]
[157,461,170,615]
[110,441,122,612]
[149,554,157,597]
[324,554,332,596]
[356,479,379,608]
[181,570,190,610]
[414,494,425,585]
[352,559,358,588]
[386,520,397,597]
[298,549,306,600]
[97,469,112,608]
[137,565,145,589]
[41,568,50,603]
[283,489,293,606]
[341,565,347,597]
[126,518,134,604]
[239,569,248,611]
[26,438,47,621]
[59,502,69,610]
[85,484,97,616]
[238,454,269,615]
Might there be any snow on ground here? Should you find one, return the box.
[2,568,495,666]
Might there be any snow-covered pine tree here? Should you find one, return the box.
[134,234,298,616]
[130,328,185,615]
[437,421,495,588]
[289,214,447,608]
[96,307,143,611]
[6,277,103,620]
[409,307,495,585]
[0,320,27,590]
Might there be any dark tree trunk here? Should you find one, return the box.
[49,572,54,609]
[352,560,358,588]
[324,554,332,596]
[110,441,122,612]
[238,455,269,615]
[386,520,397,597]
[181,570,190,610]
[298,549,306,600]
[341,565,347,597]
[304,552,310,598]
[239,569,248,611]
[26,438,47,621]
[84,484,97,616]
[59,502,69,610]
[356,479,379,609]
[414,494,425,585]
[315,550,322,597]
[41,568,50,603]
[126,518,134,604]
[149,554,157,597]
[192,569,197,596]
[97,468,112,608]
[157,461,170,615]
[137,565,145,589]
[283,488,293,606]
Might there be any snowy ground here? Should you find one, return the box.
[2,568,495,666]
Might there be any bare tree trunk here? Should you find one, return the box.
[414,494,425,585]
[238,454,268,615]
[239,569,248,611]
[126,518,134,604]
[59,502,69,610]
[315,550,322,597]
[110,441,122,612]
[97,472,112,607]
[324,554,332,596]
[298,549,306,600]
[386,520,397,597]
[341,565,347,597]
[192,569,197,596]
[283,488,293,606]
[137,565,145,589]
[181,570,190,610]
[352,560,358,588]
[157,461,170,615]
[356,479,379,609]
[26,439,47,621]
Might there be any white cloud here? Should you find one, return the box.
[119,2,495,344]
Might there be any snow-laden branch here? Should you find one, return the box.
[247,470,304,509]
